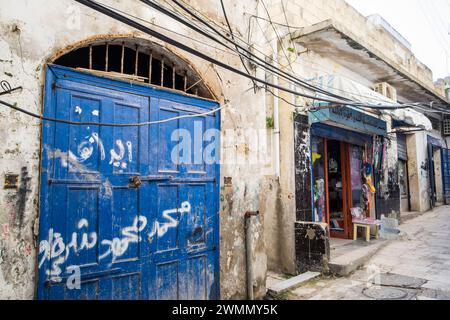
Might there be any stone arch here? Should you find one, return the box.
[48,35,218,100]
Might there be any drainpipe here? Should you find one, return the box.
[245,211,260,300]
[272,37,280,178]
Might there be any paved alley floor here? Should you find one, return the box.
[286,205,450,300]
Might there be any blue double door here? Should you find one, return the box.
[38,65,220,300]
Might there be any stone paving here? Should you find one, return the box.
[287,205,450,300]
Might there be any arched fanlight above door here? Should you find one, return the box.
[53,38,214,99]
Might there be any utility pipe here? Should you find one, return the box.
[272,37,281,178]
[245,211,260,300]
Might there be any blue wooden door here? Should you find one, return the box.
[442,149,450,205]
[38,65,220,300]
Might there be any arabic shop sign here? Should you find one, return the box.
[309,106,387,136]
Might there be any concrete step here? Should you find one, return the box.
[400,212,423,224]
[267,272,321,295]
[329,240,388,276]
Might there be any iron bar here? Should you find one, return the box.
[105,43,109,72]
[134,45,139,76]
[161,58,164,86]
[148,52,153,84]
[120,42,125,74]
[172,66,176,89]
[89,45,93,69]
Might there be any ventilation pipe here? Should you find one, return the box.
[272,37,280,178]
[245,211,260,300]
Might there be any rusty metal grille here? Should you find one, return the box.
[54,40,212,99]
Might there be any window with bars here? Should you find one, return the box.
[54,40,213,99]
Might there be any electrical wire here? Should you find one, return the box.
[0,98,225,126]
[260,0,298,70]
[247,14,304,30]
[219,0,257,91]
[164,0,359,101]
[165,0,439,110]
[94,1,250,60]
[74,0,418,109]
[167,0,449,110]
[156,0,427,108]
[0,80,22,97]
[165,0,440,111]
[166,1,450,116]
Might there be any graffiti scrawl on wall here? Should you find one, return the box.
[38,202,192,285]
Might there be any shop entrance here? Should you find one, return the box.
[326,140,349,238]
[312,136,369,240]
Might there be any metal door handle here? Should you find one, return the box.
[129,175,173,188]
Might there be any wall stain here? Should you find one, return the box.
[6,167,32,233]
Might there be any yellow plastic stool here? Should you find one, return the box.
[353,223,379,242]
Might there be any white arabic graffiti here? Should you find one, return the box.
[38,218,97,282]
[109,139,132,169]
[38,202,192,284]
[74,105,82,115]
[69,132,106,165]
[148,202,191,240]
[99,216,147,261]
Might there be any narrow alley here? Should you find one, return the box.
[285,206,450,300]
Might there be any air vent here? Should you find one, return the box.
[443,118,450,136]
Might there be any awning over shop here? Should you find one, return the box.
[310,122,373,147]
[309,105,387,136]
[310,74,433,131]
[389,108,432,131]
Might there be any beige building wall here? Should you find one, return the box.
[407,132,432,212]
[434,148,444,204]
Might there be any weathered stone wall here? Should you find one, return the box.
[0,0,269,300]
[407,132,431,212]
[434,148,444,204]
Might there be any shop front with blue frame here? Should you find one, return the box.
[308,107,388,239]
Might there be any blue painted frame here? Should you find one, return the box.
[37,64,221,299]
[442,148,450,205]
